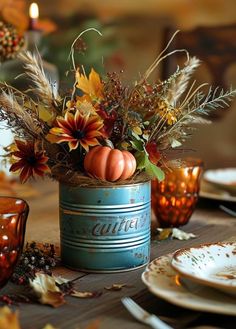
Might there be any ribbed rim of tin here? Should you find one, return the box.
[62,240,150,249]
[59,180,150,189]
[59,202,150,213]
[61,261,149,273]
[61,232,150,245]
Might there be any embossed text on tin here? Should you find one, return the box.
[92,216,147,236]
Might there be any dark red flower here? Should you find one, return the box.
[10,140,50,183]
[97,109,117,138]
[146,142,161,164]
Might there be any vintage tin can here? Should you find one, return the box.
[59,181,151,272]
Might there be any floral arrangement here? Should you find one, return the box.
[0,30,235,185]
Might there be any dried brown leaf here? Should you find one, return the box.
[54,276,70,285]
[0,306,21,329]
[30,273,65,308]
[172,228,196,240]
[42,325,58,329]
[156,228,196,241]
[40,291,65,308]
[71,291,102,298]
[85,319,101,329]
[156,228,173,240]
[104,283,131,291]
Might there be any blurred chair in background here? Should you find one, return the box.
[161,24,236,119]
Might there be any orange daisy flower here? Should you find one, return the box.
[10,140,50,183]
[47,110,104,152]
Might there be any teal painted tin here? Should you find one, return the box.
[59,181,151,272]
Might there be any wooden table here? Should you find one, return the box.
[1,180,236,329]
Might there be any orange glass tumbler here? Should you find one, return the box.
[152,159,203,228]
[0,197,29,288]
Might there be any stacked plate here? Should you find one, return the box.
[142,242,236,315]
[200,168,236,202]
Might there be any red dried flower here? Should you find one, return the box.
[97,108,117,138]
[9,140,50,183]
[146,142,161,165]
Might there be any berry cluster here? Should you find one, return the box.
[0,21,25,62]
[11,242,58,285]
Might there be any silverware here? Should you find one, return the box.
[121,297,173,329]
[219,205,236,217]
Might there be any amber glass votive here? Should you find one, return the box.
[152,159,203,228]
[0,197,29,288]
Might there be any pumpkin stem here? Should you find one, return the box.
[103,139,114,149]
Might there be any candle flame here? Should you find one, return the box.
[29,3,39,19]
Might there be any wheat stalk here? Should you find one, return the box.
[18,51,61,109]
[0,91,45,139]
[140,30,189,84]
[166,57,201,105]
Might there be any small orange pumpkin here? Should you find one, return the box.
[84,146,136,182]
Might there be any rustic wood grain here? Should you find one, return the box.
[1,180,236,329]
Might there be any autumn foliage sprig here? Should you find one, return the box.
[0,30,235,184]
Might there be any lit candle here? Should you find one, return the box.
[29,3,39,30]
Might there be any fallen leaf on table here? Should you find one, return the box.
[0,306,21,329]
[54,276,69,285]
[54,276,75,295]
[42,325,58,329]
[104,283,132,291]
[172,228,197,240]
[85,319,101,329]
[30,273,65,308]
[156,228,172,240]
[156,228,196,241]
[71,291,102,298]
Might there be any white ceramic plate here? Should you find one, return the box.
[171,242,236,296]
[203,168,236,194]
[199,180,236,202]
[142,254,236,316]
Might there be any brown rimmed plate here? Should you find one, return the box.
[142,254,236,315]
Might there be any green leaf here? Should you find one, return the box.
[135,151,165,181]
[130,140,144,152]
[145,161,165,181]
[135,151,147,170]
[131,130,142,141]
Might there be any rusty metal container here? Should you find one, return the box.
[59,181,151,272]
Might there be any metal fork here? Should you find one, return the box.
[219,205,236,217]
[121,297,173,329]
